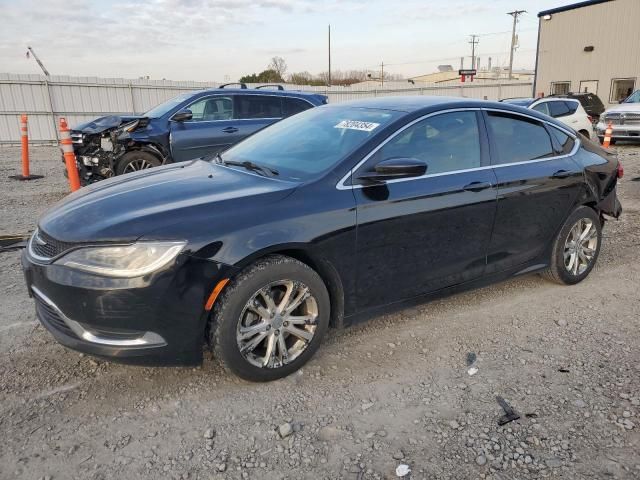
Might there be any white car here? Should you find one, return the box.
[596,90,640,144]
[501,97,593,139]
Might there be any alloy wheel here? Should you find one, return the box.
[123,158,154,173]
[236,280,318,368]
[563,218,598,276]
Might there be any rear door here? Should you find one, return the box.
[169,95,240,161]
[484,110,583,273]
[233,94,284,139]
[352,109,498,310]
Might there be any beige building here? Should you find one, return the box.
[534,0,640,104]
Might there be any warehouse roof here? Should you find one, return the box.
[538,0,613,17]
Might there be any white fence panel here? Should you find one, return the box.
[0,72,533,144]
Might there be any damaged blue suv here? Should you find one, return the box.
[70,84,327,184]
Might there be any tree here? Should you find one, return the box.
[239,69,284,84]
[268,56,287,79]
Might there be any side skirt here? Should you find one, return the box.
[342,261,549,328]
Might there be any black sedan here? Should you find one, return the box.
[22,97,623,381]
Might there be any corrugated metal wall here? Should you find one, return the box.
[0,72,533,144]
[535,0,640,103]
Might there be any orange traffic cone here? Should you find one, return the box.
[59,118,82,192]
[602,121,613,148]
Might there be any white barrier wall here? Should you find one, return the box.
[0,73,533,144]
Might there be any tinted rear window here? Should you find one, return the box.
[236,95,282,119]
[549,101,571,118]
[282,98,313,117]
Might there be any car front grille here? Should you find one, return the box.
[603,113,640,125]
[30,229,77,260]
[34,294,77,338]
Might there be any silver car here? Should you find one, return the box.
[596,90,640,144]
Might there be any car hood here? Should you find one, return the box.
[38,160,297,243]
[603,103,640,114]
[73,115,145,134]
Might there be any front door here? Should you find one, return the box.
[352,110,498,310]
[483,110,583,273]
[170,95,242,161]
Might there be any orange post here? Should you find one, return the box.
[602,121,613,148]
[59,117,81,192]
[20,115,30,177]
[9,114,43,181]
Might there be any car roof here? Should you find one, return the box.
[329,96,576,133]
[335,96,497,112]
[196,88,323,99]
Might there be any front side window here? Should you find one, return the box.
[221,106,402,181]
[185,96,233,121]
[486,112,554,164]
[373,111,481,175]
[236,95,283,119]
[610,79,636,103]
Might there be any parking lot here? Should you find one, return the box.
[0,144,639,479]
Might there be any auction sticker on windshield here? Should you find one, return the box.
[334,120,380,132]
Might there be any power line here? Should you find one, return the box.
[469,35,479,70]
[507,10,526,80]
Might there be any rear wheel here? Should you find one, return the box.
[542,206,602,285]
[116,151,161,175]
[210,255,330,382]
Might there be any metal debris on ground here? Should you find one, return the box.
[466,352,478,376]
[496,396,520,426]
[395,464,411,477]
[0,235,28,253]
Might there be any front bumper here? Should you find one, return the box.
[596,122,640,140]
[21,249,231,366]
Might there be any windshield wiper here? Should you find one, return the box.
[216,154,279,177]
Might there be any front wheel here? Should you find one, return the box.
[542,206,602,285]
[210,255,330,382]
[116,151,161,175]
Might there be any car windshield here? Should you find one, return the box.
[219,106,402,181]
[623,90,640,103]
[143,93,193,118]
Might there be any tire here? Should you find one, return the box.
[542,206,602,285]
[210,255,330,382]
[116,151,161,175]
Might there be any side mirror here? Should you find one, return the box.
[357,158,427,183]
[172,109,193,122]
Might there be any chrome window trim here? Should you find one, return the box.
[31,286,167,347]
[336,107,580,191]
[169,93,315,123]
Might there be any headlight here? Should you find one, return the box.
[57,241,186,277]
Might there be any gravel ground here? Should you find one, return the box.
[0,144,639,480]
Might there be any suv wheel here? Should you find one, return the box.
[210,255,330,382]
[116,151,161,175]
[542,206,602,285]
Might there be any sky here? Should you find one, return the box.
[0,0,567,82]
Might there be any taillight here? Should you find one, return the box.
[617,162,624,179]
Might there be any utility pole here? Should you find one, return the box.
[507,10,526,80]
[381,61,384,88]
[26,46,50,77]
[468,35,479,70]
[327,25,331,87]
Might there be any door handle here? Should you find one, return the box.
[463,181,492,192]
[222,127,238,133]
[552,169,571,179]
